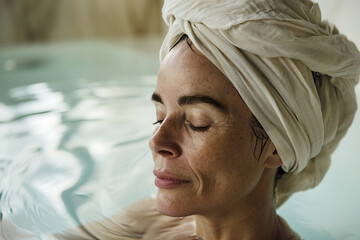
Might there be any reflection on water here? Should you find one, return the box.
[0,41,158,239]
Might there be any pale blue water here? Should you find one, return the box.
[0,40,359,240]
[0,40,159,239]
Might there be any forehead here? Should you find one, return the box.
[156,40,253,120]
[158,40,237,98]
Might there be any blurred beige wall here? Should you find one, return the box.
[1,0,359,49]
[0,0,167,46]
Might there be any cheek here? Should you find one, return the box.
[186,126,259,193]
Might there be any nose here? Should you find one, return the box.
[148,118,182,158]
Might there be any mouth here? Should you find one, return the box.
[153,170,190,189]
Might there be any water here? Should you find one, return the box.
[0,40,159,239]
[1,40,360,240]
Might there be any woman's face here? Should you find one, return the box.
[149,40,272,217]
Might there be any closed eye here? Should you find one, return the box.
[187,121,210,132]
[153,120,209,132]
[190,125,210,132]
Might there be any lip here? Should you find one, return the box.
[153,170,190,189]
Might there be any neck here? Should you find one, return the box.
[195,170,281,240]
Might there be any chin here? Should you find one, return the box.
[156,192,195,217]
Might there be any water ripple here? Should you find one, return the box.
[0,42,158,238]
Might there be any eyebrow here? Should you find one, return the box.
[151,92,228,113]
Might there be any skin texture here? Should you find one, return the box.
[148,39,299,240]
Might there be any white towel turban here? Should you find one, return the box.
[160,0,360,206]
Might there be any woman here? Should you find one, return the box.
[146,0,359,237]
[149,34,299,239]
[54,0,359,239]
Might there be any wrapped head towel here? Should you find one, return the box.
[160,0,360,206]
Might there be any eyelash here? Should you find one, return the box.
[152,120,163,125]
[152,120,210,132]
